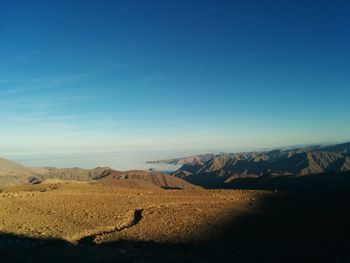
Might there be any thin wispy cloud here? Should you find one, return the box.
[0,93,108,113]
[30,77,51,83]
[1,73,93,95]
[13,51,38,60]
[0,78,15,84]
[3,85,53,94]
[137,73,164,83]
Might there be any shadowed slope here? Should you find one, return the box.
[171,149,350,188]
[0,189,349,262]
[316,142,350,153]
[227,170,350,191]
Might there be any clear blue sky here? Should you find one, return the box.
[0,0,349,153]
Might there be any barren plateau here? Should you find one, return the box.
[1,180,350,262]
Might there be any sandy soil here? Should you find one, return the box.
[0,181,264,244]
[1,181,349,262]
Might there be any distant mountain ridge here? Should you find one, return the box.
[148,142,350,166]
[2,142,349,190]
[0,157,199,190]
[0,158,115,188]
[314,142,350,153]
[148,142,350,189]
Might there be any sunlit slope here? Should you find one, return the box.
[0,157,200,190]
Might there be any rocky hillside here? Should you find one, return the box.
[38,167,113,181]
[0,157,200,190]
[0,157,114,188]
[149,142,350,189]
[95,170,202,190]
[0,157,42,187]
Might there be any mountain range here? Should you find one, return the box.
[0,157,199,190]
[149,142,350,189]
[2,142,350,190]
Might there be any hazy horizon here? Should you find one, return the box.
[1,1,350,153]
[2,140,348,170]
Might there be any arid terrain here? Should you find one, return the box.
[1,180,350,262]
[0,180,264,262]
[1,142,350,262]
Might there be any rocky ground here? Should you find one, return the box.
[0,181,349,262]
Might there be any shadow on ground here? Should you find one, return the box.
[1,190,350,263]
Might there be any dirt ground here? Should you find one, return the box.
[0,181,349,262]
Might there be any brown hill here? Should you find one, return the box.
[0,157,114,188]
[96,178,163,190]
[0,157,200,190]
[0,157,42,187]
[38,167,113,181]
[96,170,201,190]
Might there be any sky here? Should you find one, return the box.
[0,0,350,154]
